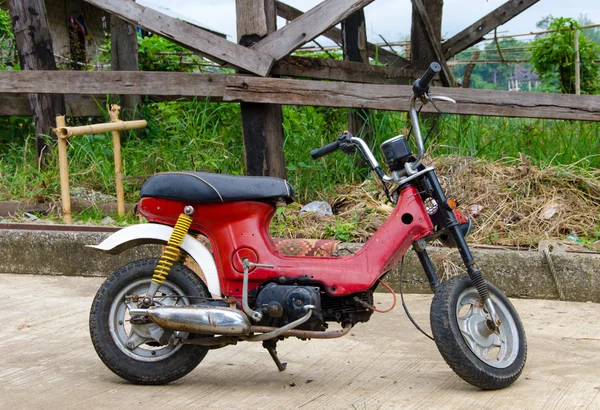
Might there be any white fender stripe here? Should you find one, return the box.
[87,224,222,298]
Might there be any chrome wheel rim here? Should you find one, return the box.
[456,288,519,369]
[108,278,191,362]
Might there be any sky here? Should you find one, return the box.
[145,0,600,47]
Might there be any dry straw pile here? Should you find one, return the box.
[271,155,600,248]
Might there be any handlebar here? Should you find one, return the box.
[310,140,340,160]
[412,62,441,95]
[310,62,455,183]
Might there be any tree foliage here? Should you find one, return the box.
[0,7,18,70]
[452,38,531,90]
[100,35,223,73]
[539,14,600,45]
[530,17,600,94]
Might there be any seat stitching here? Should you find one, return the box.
[164,172,224,202]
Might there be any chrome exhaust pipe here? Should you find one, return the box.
[129,306,251,335]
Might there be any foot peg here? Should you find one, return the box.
[263,340,287,372]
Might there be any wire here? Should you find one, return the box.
[399,256,435,341]
[405,104,423,142]
[370,280,397,313]
[423,114,441,147]
[423,97,443,147]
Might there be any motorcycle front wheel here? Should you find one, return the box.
[430,275,527,390]
[89,258,210,385]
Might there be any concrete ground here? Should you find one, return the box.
[1,274,599,410]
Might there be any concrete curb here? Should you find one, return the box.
[2,228,599,302]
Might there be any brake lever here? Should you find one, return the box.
[428,95,457,104]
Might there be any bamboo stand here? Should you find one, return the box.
[54,105,147,224]
[56,115,71,224]
[109,105,126,216]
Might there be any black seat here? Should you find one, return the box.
[140,172,294,204]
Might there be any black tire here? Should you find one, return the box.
[90,258,210,385]
[430,275,527,390]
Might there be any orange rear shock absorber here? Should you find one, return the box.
[143,206,194,306]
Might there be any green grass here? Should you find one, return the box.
[1,99,599,209]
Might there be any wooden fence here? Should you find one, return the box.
[6,0,598,182]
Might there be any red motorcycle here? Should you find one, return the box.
[89,63,526,389]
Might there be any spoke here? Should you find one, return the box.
[475,344,487,359]
[460,331,478,352]
[458,316,470,333]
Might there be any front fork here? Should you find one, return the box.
[414,170,501,329]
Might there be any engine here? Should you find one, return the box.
[321,290,374,324]
[255,283,324,330]
[254,283,374,331]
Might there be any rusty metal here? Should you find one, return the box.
[263,340,287,371]
[240,306,316,342]
[176,322,353,345]
[174,336,240,347]
[247,322,354,339]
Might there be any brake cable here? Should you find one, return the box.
[399,256,435,341]
[405,95,444,148]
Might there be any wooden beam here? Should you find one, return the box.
[276,1,342,44]
[0,58,421,116]
[275,1,409,67]
[0,71,229,96]
[9,0,65,166]
[442,0,541,58]
[0,94,217,117]
[2,71,600,121]
[273,56,418,83]
[256,0,375,62]
[236,0,286,179]
[83,0,274,76]
[222,76,600,121]
[411,0,455,87]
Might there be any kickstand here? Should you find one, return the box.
[262,340,287,372]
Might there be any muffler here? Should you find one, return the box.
[129,305,251,335]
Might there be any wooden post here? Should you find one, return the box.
[109,105,126,216]
[411,0,455,87]
[462,50,481,88]
[236,0,286,178]
[55,116,72,225]
[410,0,442,72]
[9,0,65,168]
[574,26,581,95]
[342,10,372,141]
[111,16,143,131]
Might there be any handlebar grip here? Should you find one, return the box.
[310,140,340,160]
[412,62,442,94]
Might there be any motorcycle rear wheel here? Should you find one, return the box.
[430,275,527,390]
[89,258,210,385]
